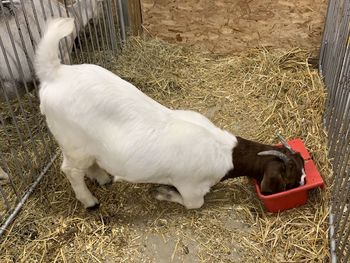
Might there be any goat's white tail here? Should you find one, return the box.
[35,18,75,82]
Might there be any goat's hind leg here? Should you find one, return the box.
[86,162,111,186]
[179,190,205,209]
[61,155,99,209]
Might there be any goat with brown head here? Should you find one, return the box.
[35,17,308,210]
[223,136,306,195]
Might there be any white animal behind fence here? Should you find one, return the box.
[35,18,306,210]
[0,0,102,101]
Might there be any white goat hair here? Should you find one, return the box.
[35,18,237,209]
[0,0,101,100]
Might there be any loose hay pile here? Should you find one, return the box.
[0,37,331,262]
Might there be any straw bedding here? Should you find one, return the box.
[0,37,331,262]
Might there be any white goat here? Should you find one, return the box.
[0,0,101,101]
[35,18,305,210]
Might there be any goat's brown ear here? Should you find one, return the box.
[261,169,285,194]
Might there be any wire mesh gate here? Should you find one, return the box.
[319,0,350,262]
[0,0,141,237]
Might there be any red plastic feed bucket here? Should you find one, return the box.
[253,138,325,213]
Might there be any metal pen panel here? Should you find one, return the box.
[0,0,136,237]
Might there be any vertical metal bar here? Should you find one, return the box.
[321,0,335,89]
[20,0,53,161]
[101,0,111,51]
[88,0,102,53]
[336,179,350,256]
[328,44,350,153]
[330,79,350,222]
[68,0,90,63]
[63,0,82,63]
[325,2,350,128]
[332,123,349,183]
[321,0,335,80]
[0,43,35,179]
[106,0,118,53]
[319,0,333,74]
[117,0,127,42]
[55,0,72,65]
[325,48,347,131]
[29,0,43,38]
[331,94,350,168]
[9,0,51,163]
[94,0,107,51]
[328,86,346,155]
[38,0,48,20]
[325,2,348,187]
[329,94,348,163]
[112,0,122,51]
[46,0,65,62]
[76,0,94,62]
[329,211,337,263]
[0,13,39,172]
[47,0,55,18]
[321,0,350,261]
[14,0,36,78]
[334,154,350,237]
[323,0,341,122]
[22,0,42,98]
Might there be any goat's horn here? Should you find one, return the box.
[276,132,295,153]
[258,150,290,163]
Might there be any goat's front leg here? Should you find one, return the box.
[61,158,99,209]
[86,162,111,186]
[178,186,205,209]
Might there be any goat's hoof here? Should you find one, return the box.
[97,176,112,186]
[86,202,100,210]
[152,185,179,201]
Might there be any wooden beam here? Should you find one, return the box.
[127,0,143,36]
